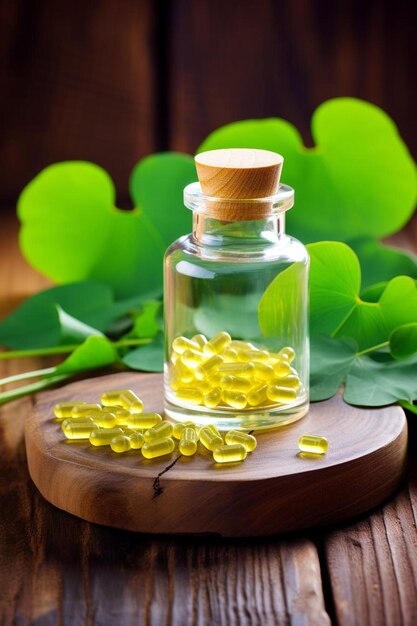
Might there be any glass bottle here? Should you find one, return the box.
[164,148,309,430]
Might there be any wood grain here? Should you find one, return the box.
[324,459,417,626]
[26,371,407,537]
[168,0,417,157]
[0,0,156,202]
[195,148,284,220]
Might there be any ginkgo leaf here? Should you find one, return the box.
[0,282,114,349]
[308,242,417,351]
[198,98,417,243]
[18,155,196,298]
[389,323,417,360]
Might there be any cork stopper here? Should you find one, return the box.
[194,148,284,221]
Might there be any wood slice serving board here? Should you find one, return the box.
[25,372,407,537]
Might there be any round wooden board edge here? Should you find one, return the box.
[24,373,409,537]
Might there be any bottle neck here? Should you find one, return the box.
[192,213,286,248]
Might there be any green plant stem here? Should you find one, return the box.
[0,337,151,360]
[0,367,56,386]
[399,400,417,414]
[0,374,72,405]
[356,341,389,357]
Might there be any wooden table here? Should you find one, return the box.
[1,213,417,626]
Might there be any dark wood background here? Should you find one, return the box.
[0,0,416,208]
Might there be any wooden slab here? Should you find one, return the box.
[25,372,407,537]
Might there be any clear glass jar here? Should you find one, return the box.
[164,155,309,431]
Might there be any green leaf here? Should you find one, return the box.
[56,305,104,343]
[198,98,417,242]
[308,241,361,336]
[350,238,417,288]
[389,323,417,360]
[258,261,308,346]
[0,282,114,349]
[308,242,417,351]
[122,334,164,372]
[310,335,357,401]
[310,334,417,407]
[130,152,196,247]
[18,156,196,298]
[132,301,162,339]
[344,352,417,406]
[360,282,388,302]
[54,336,119,375]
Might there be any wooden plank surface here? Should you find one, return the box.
[324,459,417,626]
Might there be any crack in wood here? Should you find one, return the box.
[152,454,183,499]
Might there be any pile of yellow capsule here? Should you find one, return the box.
[168,332,301,410]
[55,389,257,463]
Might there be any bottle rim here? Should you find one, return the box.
[184,182,294,216]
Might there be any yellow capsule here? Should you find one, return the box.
[298,435,328,455]
[218,362,254,377]
[101,390,126,406]
[213,444,247,463]
[272,359,291,378]
[89,427,124,446]
[142,437,175,459]
[119,390,144,413]
[221,375,252,392]
[199,427,223,451]
[71,404,101,417]
[127,412,163,429]
[206,371,222,386]
[110,435,131,453]
[225,430,257,452]
[230,340,256,350]
[222,347,239,362]
[144,421,174,442]
[247,383,268,406]
[62,418,97,439]
[267,385,297,403]
[86,410,117,428]
[195,379,212,394]
[179,427,198,456]
[206,424,221,437]
[175,388,203,404]
[129,431,145,449]
[252,361,274,381]
[170,351,180,364]
[181,348,204,369]
[280,374,301,389]
[238,349,269,363]
[195,354,224,380]
[203,387,222,409]
[223,390,247,409]
[191,333,208,349]
[109,407,132,426]
[172,421,197,439]
[278,347,296,363]
[54,401,86,419]
[172,336,200,354]
[203,331,232,356]
[173,359,194,384]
